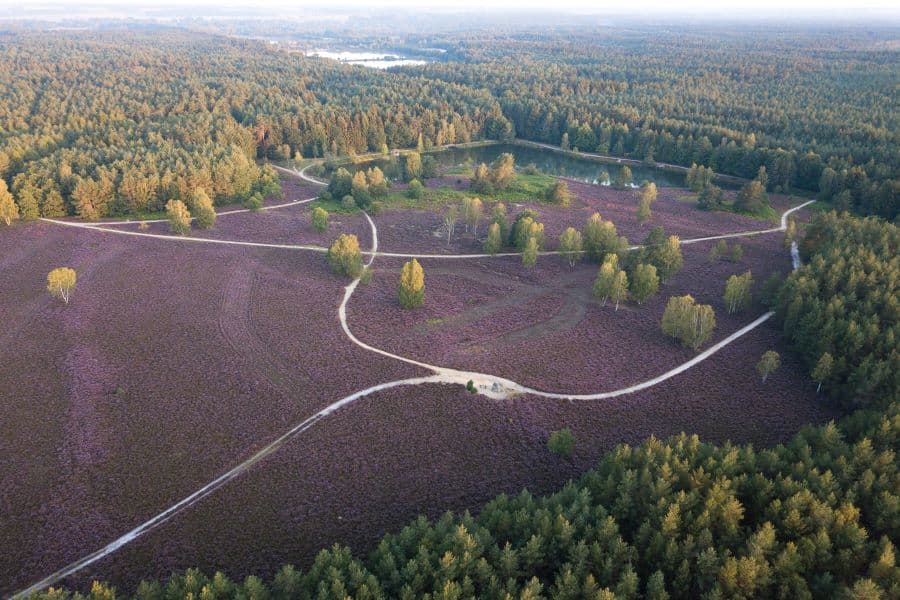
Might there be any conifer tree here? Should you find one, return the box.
[327,234,363,278]
[398,259,425,308]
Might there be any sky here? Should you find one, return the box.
[0,0,898,19]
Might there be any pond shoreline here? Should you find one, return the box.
[310,139,748,188]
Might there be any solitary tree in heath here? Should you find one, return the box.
[723,271,754,314]
[193,189,216,229]
[631,263,660,304]
[327,234,363,278]
[756,350,781,382]
[47,267,77,304]
[0,179,18,226]
[558,227,583,267]
[484,222,502,255]
[311,206,329,232]
[398,259,425,309]
[166,199,192,234]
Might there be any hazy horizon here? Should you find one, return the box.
[0,0,898,21]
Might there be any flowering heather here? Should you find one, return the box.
[349,234,797,393]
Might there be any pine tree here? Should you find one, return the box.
[327,234,363,278]
[398,259,425,309]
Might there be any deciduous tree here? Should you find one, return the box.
[404,152,422,182]
[484,222,502,255]
[631,263,660,304]
[661,295,716,349]
[462,197,483,235]
[558,227,583,267]
[723,271,753,314]
[193,189,216,229]
[545,181,572,206]
[443,204,458,246]
[522,236,538,268]
[756,351,780,382]
[47,267,77,304]
[811,352,834,393]
[0,180,18,225]
[583,212,628,263]
[166,199,192,234]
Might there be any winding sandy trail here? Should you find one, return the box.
[338,201,810,400]
[10,374,444,599]
[17,166,813,597]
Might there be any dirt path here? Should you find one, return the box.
[16,167,813,597]
[10,374,445,599]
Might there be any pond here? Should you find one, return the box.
[305,49,430,69]
[335,143,688,188]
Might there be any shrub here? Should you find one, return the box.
[341,195,357,210]
[406,179,425,200]
[311,206,329,232]
[547,428,576,457]
[244,193,263,211]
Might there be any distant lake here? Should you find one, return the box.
[336,143,689,188]
[306,49,429,69]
